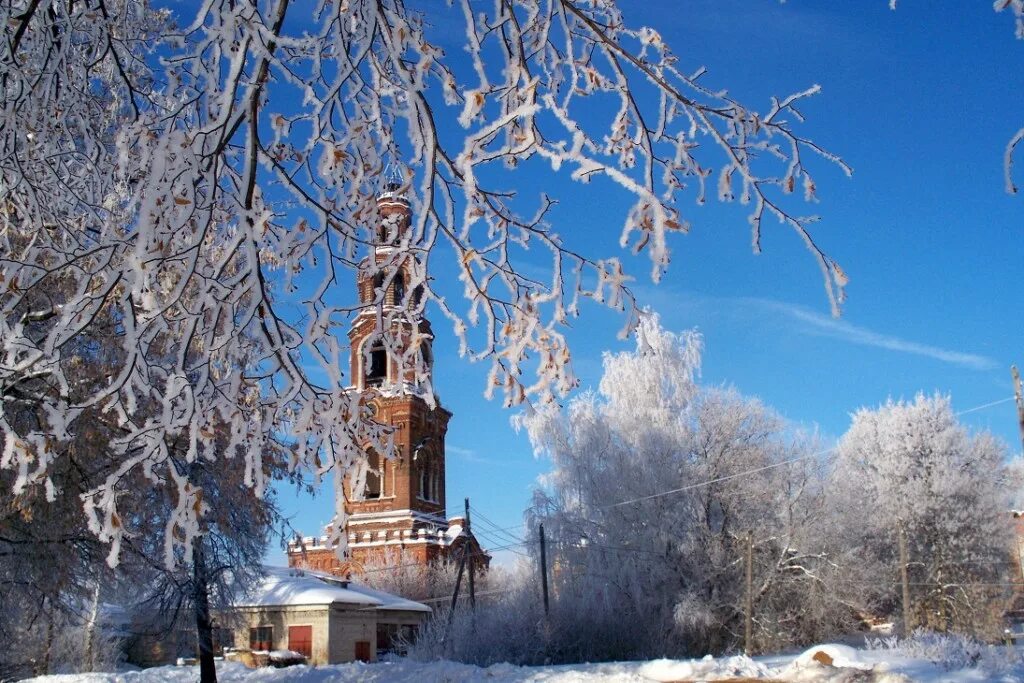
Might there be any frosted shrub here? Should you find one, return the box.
[1,609,124,679]
[866,630,1020,673]
[407,574,545,666]
[407,563,659,666]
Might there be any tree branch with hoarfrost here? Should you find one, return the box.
[0,0,849,569]
[994,0,1024,192]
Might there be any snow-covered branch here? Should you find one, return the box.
[0,0,848,567]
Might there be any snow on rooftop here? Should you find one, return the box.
[338,582,431,613]
[233,566,428,612]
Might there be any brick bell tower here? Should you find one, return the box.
[288,182,488,575]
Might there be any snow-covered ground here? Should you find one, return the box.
[22,643,1024,683]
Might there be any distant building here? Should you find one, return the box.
[287,183,489,576]
[220,566,429,665]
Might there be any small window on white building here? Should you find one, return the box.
[249,626,272,652]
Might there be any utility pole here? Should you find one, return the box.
[445,543,468,637]
[1012,365,1024,454]
[539,523,550,616]
[465,498,476,611]
[744,532,754,656]
[899,523,914,637]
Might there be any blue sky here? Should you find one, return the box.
[268,1,1024,566]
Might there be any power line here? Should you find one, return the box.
[479,518,528,534]
[603,395,1016,510]
[469,517,521,545]
[417,587,517,604]
[604,449,832,509]
[470,505,526,546]
[473,527,525,550]
[470,505,523,538]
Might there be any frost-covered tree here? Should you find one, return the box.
[354,549,461,603]
[126,461,284,681]
[831,394,1014,637]
[0,307,141,677]
[0,381,293,679]
[1,452,119,678]
[0,0,854,572]
[514,314,850,659]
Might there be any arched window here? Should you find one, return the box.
[420,342,433,372]
[366,344,387,387]
[365,450,381,499]
[372,273,385,303]
[393,272,405,305]
[418,466,429,500]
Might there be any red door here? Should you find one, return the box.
[355,640,371,662]
[288,625,312,659]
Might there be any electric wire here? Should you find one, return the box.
[603,395,1016,509]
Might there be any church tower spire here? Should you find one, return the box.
[344,186,449,535]
[288,183,489,574]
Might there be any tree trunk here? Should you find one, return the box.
[898,524,914,637]
[41,600,53,676]
[85,581,101,670]
[193,536,217,683]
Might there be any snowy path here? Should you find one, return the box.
[23,645,1024,683]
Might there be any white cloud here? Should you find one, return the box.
[632,285,997,371]
[753,299,997,371]
[447,444,504,465]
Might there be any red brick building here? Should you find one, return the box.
[287,184,488,577]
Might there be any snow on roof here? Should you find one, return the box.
[444,523,464,543]
[301,568,432,613]
[341,583,431,613]
[233,567,429,613]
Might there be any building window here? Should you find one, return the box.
[377,623,397,654]
[213,627,234,655]
[376,623,418,655]
[417,465,439,502]
[418,466,429,500]
[393,272,406,305]
[366,344,387,387]
[365,450,381,499]
[249,626,273,652]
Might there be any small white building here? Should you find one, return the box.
[221,566,429,665]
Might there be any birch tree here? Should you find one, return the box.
[518,314,850,657]
[832,394,1014,637]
